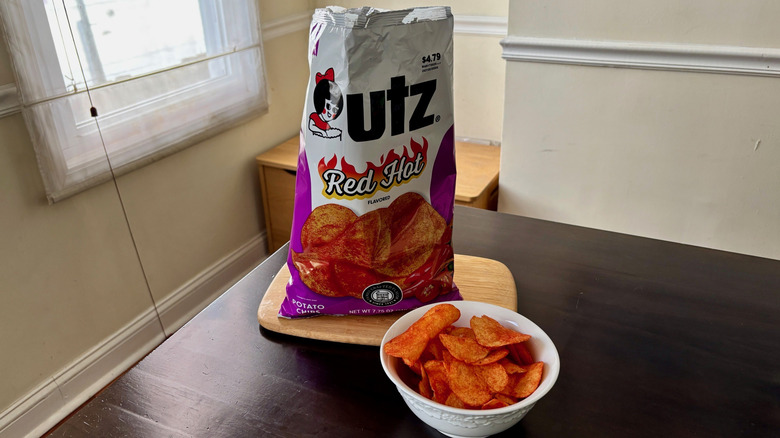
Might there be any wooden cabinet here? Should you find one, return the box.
[454,140,500,211]
[256,137,299,253]
[256,137,500,253]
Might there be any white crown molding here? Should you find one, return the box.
[262,11,312,41]
[501,36,780,77]
[0,83,20,118]
[0,232,266,438]
[454,15,507,37]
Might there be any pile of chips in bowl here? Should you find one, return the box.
[383,303,544,409]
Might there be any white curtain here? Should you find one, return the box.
[0,0,268,202]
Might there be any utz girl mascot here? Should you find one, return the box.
[308,67,343,140]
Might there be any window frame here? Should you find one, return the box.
[1,0,268,202]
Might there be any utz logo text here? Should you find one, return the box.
[346,75,437,142]
[318,137,428,200]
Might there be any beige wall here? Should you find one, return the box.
[500,1,780,260]
[0,1,310,418]
[314,0,508,143]
[0,110,154,414]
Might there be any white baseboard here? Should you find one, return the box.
[0,308,164,438]
[0,232,267,438]
[0,379,60,438]
[501,36,780,77]
[156,232,267,335]
[0,83,20,118]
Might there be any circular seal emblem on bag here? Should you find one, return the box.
[362,282,403,307]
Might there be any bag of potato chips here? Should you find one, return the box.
[279,6,460,318]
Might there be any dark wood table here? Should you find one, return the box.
[48,207,780,437]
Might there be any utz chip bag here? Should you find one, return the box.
[279,6,461,318]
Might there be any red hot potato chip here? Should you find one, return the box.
[438,333,490,364]
[291,251,345,297]
[501,362,544,399]
[300,204,357,249]
[471,348,509,366]
[384,304,460,362]
[471,315,531,348]
[481,398,510,410]
[445,357,493,407]
[423,360,451,405]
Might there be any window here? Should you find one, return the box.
[0,0,267,202]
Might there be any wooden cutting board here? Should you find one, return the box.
[257,254,516,346]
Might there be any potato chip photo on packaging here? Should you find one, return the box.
[279,6,461,318]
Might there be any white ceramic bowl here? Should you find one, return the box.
[380,301,560,438]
